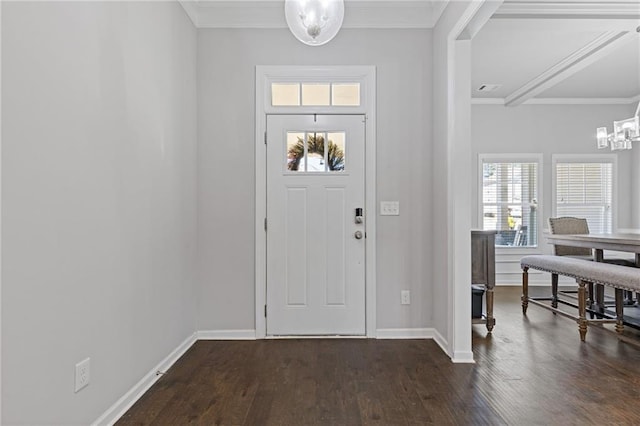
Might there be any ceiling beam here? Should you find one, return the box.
[458,0,504,41]
[504,30,639,106]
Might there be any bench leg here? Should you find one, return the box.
[522,267,529,315]
[615,288,625,334]
[551,273,558,309]
[578,280,588,342]
[587,282,595,319]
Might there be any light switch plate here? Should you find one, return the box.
[380,201,400,216]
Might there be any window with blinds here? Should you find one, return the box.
[481,159,539,247]
[554,161,613,233]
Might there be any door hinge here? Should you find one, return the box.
[264,305,267,317]
[264,218,267,231]
[264,131,267,144]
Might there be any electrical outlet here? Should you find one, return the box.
[401,290,410,305]
[75,358,90,393]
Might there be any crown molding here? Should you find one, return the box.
[179,0,449,29]
[495,1,640,18]
[472,96,640,105]
[179,0,199,26]
[180,1,639,29]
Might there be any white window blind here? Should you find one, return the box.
[481,161,538,247]
[555,162,612,233]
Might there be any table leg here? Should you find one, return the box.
[615,288,625,335]
[595,284,605,318]
[625,291,635,305]
[594,249,605,316]
[595,249,604,262]
[587,282,595,319]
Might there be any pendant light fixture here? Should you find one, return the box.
[285,0,345,46]
[597,102,640,151]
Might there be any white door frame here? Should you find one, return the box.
[255,66,377,338]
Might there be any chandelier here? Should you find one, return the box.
[597,102,640,151]
[285,0,345,46]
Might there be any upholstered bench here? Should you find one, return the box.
[520,255,640,342]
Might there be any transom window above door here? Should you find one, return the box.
[271,82,360,107]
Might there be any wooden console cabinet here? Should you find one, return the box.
[471,230,496,332]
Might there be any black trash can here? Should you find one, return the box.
[471,285,485,318]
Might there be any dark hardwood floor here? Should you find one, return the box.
[117,287,640,425]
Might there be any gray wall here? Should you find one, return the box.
[197,28,434,332]
[2,2,197,423]
[471,103,636,283]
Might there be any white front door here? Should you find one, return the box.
[266,114,366,336]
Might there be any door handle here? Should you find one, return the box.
[354,230,363,239]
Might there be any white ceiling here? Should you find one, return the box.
[180,0,640,104]
[472,1,640,104]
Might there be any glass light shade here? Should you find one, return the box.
[610,134,627,151]
[285,0,345,46]
[613,116,640,143]
[596,127,609,149]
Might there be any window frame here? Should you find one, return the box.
[551,154,618,233]
[478,153,543,251]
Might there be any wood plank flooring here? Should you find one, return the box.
[117,287,640,425]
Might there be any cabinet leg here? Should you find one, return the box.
[522,267,529,315]
[486,288,495,332]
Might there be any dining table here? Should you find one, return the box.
[545,232,640,266]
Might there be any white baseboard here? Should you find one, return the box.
[451,350,475,363]
[92,332,197,426]
[431,328,449,356]
[375,328,435,339]
[376,328,460,361]
[197,329,256,340]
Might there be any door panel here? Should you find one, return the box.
[266,114,365,335]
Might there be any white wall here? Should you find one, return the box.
[196,28,434,332]
[471,103,636,284]
[628,104,640,230]
[1,2,197,424]
[432,0,479,363]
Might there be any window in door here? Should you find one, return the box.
[553,156,615,233]
[480,155,540,247]
[286,132,346,173]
